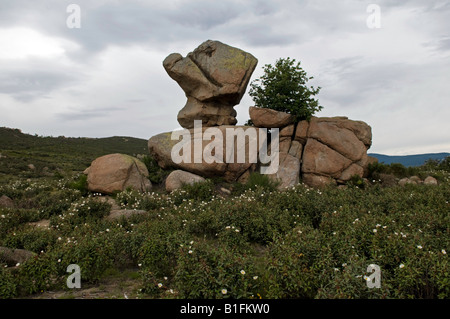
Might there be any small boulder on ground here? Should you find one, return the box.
[165,170,206,192]
[86,153,152,195]
[105,209,147,221]
[424,176,438,185]
[0,195,14,208]
[0,247,36,267]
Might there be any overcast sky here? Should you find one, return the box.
[1,0,449,155]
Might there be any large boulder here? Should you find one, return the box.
[148,125,262,182]
[165,170,206,192]
[300,116,372,186]
[163,40,258,129]
[249,107,294,128]
[86,154,152,194]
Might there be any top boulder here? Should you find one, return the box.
[163,40,258,128]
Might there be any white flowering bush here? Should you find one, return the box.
[0,170,449,299]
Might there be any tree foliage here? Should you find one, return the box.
[249,57,322,122]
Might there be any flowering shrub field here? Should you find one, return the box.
[0,170,449,299]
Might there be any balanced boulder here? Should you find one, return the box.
[86,153,151,194]
[249,106,294,128]
[163,40,258,129]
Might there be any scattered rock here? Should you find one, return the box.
[220,187,231,195]
[105,209,147,221]
[86,153,152,195]
[0,195,14,208]
[378,173,397,187]
[424,176,438,185]
[27,164,36,170]
[399,177,416,186]
[249,107,294,128]
[92,196,120,210]
[0,247,36,267]
[163,40,258,129]
[409,176,422,184]
[27,219,50,229]
[165,170,206,192]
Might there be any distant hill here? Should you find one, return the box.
[369,152,450,167]
[0,127,148,177]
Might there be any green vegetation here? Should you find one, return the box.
[249,57,322,122]
[0,127,148,180]
[0,129,449,299]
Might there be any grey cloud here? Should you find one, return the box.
[0,69,77,102]
[56,106,125,121]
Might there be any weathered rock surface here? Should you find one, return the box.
[424,176,438,185]
[268,152,300,189]
[249,107,294,128]
[148,125,261,182]
[299,116,372,186]
[163,40,258,129]
[0,195,14,208]
[0,247,36,267]
[105,209,147,221]
[165,170,206,192]
[86,154,152,194]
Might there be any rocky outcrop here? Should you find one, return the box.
[163,40,258,129]
[86,154,152,194]
[149,40,374,189]
[165,170,206,192]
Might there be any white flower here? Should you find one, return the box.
[164,276,168,280]
[1,215,5,218]
[373,229,377,233]
[221,289,227,295]
[58,259,61,263]
[16,263,20,267]
[240,270,246,275]
[190,241,194,245]
[399,264,405,269]
[253,276,258,280]
[188,250,193,254]
[58,237,62,241]
[417,245,423,249]
[442,249,447,255]
[138,263,142,267]
[158,283,163,288]
[235,229,240,233]
[342,263,347,267]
